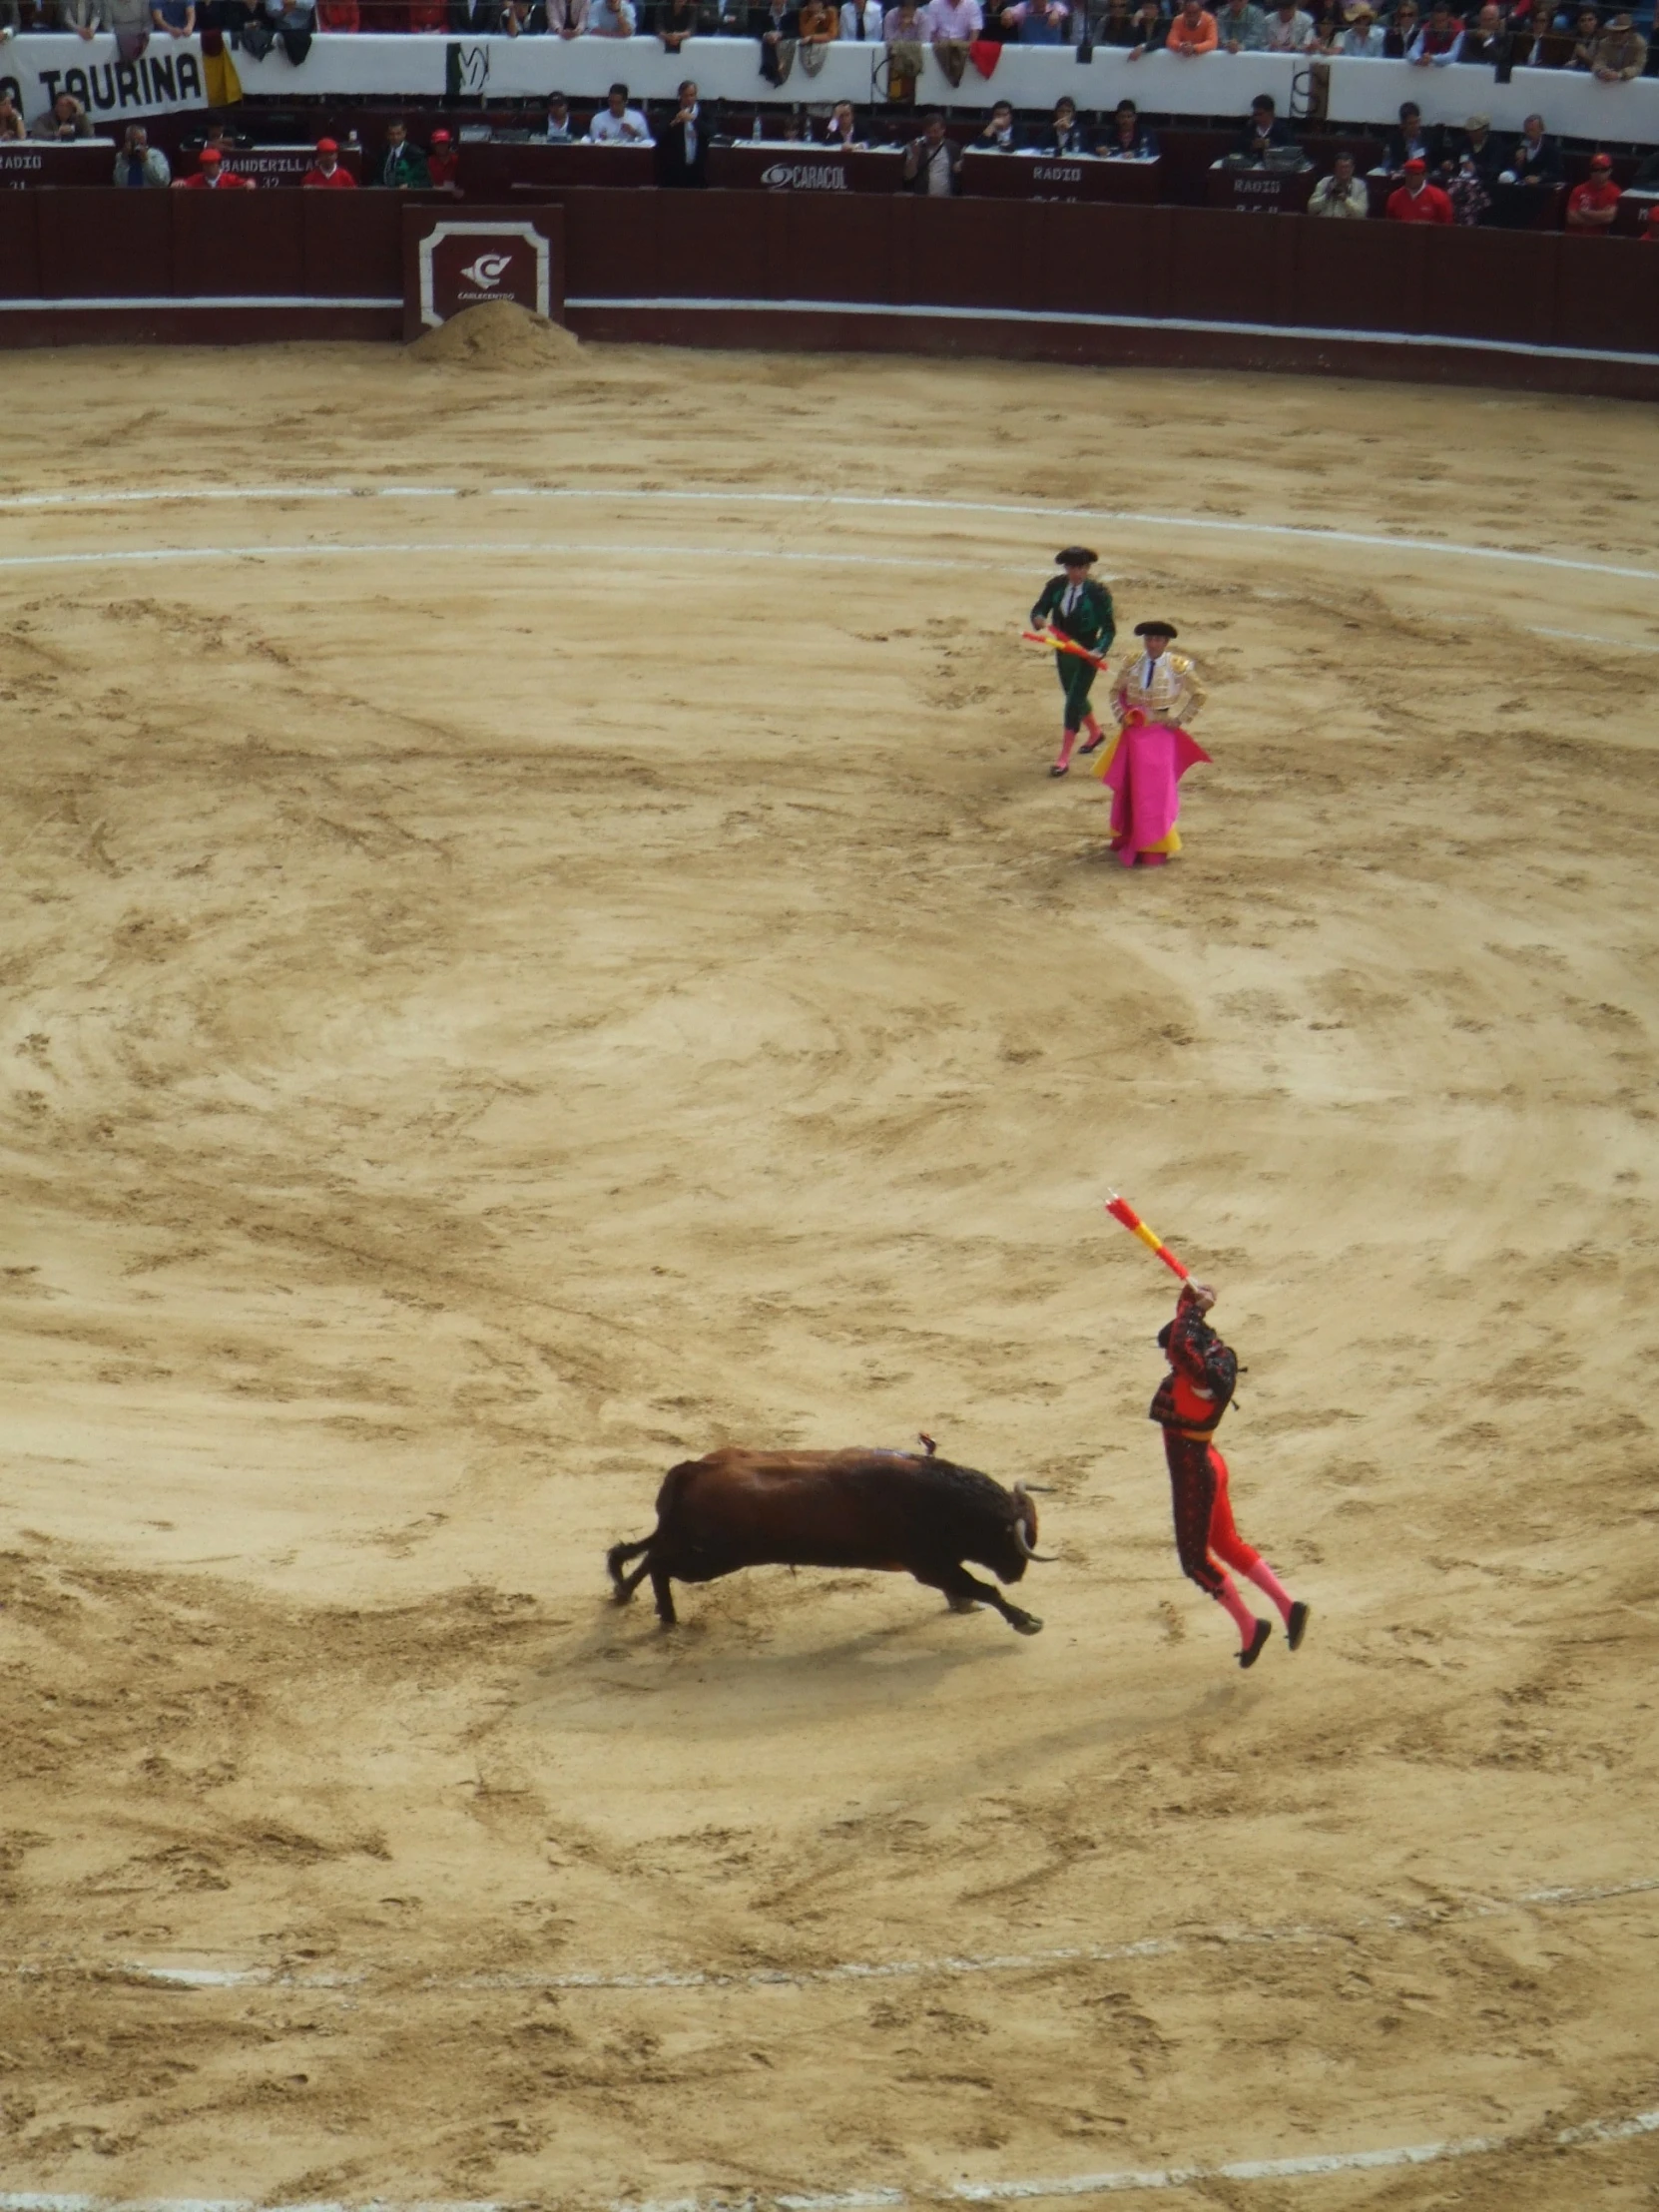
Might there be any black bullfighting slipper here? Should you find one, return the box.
[1048,763,1069,778]
[1287,1600,1310,1652]
[1239,1618,1272,1670]
[1078,733,1105,754]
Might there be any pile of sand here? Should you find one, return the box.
[407,298,582,367]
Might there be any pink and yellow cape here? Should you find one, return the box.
[1093,717,1211,867]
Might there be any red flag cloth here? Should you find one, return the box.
[969,36,1001,73]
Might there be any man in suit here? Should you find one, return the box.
[377,120,431,188]
[1237,92,1292,160]
[1030,546,1115,777]
[659,79,710,183]
[1502,112,1562,186]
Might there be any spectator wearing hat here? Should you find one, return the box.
[1501,111,1561,184]
[175,145,256,186]
[426,128,459,187]
[114,122,171,184]
[1308,151,1369,213]
[1386,153,1452,215]
[1031,549,1115,778]
[303,135,355,185]
[1096,621,1208,867]
[1215,0,1265,46]
[1166,0,1220,47]
[376,121,431,187]
[589,82,653,138]
[545,92,577,138]
[1454,111,1503,188]
[1237,91,1293,157]
[1591,7,1645,73]
[902,108,962,192]
[1339,2,1384,49]
[1566,150,1621,227]
[1099,96,1157,155]
[1406,0,1461,61]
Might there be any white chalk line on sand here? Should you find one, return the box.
[4,1872,1650,1997]
[615,2104,1659,2211]
[0,2109,1655,2212]
[4,480,1659,590]
[1,538,1656,663]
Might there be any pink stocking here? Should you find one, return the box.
[1214,1575,1260,1649]
[1245,1559,1294,1626]
[1055,727,1078,771]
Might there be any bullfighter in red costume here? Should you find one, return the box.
[1153,1280,1309,1667]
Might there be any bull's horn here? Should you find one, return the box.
[1010,1485,1057,1562]
[1012,1518,1057,1564]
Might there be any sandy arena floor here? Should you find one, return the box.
[1,324,1657,2212]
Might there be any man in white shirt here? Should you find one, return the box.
[838,0,881,28]
[589,0,636,29]
[1262,0,1314,47]
[546,92,577,139]
[589,82,654,140]
[925,0,980,80]
[1307,151,1369,215]
[901,107,961,194]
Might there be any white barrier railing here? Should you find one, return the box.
[8,29,1659,140]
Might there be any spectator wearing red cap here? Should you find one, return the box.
[1566,151,1621,232]
[303,137,356,188]
[427,128,459,189]
[175,146,257,188]
[1386,157,1451,222]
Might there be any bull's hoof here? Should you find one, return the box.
[1011,1613,1043,1636]
[611,1584,634,1607]
[946,1594,978,1615]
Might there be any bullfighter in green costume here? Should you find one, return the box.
[1030,546,1115,778]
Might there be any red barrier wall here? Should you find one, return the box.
[1,185,1655,395]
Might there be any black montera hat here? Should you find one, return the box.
[1134,618,1178,638]
[1055,545,1098,566]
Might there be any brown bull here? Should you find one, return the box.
[606,1439,1052,1635]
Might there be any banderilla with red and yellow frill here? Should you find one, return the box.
[1020,624,1111,672]
[1103,1191,1191,1283]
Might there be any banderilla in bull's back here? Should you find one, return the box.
[605,1439,1053,1636]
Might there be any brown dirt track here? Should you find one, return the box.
[1,333,1657,2212]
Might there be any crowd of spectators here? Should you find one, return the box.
[2,0,1655,59]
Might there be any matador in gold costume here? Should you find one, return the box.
[1094,619,1210,866]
